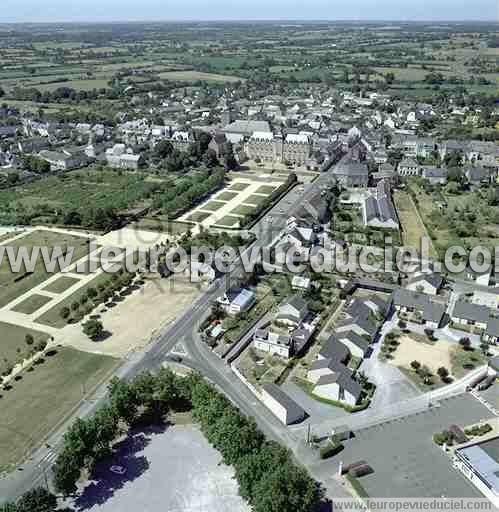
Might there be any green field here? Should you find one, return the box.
[158,70,243,82]
[200,200,227,212]
[42,276,81,294]
[214,215,240,227]
[228,182,251,191]
[33,78,110,91]
[243,194,266,206]
[11,294,53,315]
[0,322,49,375]
[215,191,238,201]
[0,231,90,308]
[254,185,277,195]
[230,205,256,217]
[185,211,212,222]
[35,271,112,328]
[0,347,119,471]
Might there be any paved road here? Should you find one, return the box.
[0,160,347,504]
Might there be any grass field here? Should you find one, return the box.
[200,200,227,212]
[35,271,112,328]
[10,294,53,314]
[244,194,266,206]
[230,205,256,216]
[393,191,436,257]
[158,70,243,82]
[0,230,90,308]
[255,185,277,195]
[214,215,240,227]
[0,322,49,374]
[0,347,119,472]
[215,191,238,201]
[33,78,110,91]
[185,211,211,223]
[451,346,487,379]
[228,182,251,191]
[42,276,81,294]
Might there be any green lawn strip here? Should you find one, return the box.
[451,346,487,379]
[200,200,227,212]
[131,218,193,235]
[35,271,113,328]
[215,191,238,201]
[229,204,256,217]
[228,182,251,191]
[0,230,91,307]
[213,215,241,227]
[0,347,119,472]
[254,185,277,195]
[11,294,53,315]
[345,474,370,499]
[0,322,49,374]
[42,276,81,294]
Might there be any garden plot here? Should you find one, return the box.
[178,178,283,230]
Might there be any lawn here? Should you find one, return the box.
[254,185,277,195]
[0,230,91,307]
[229,205,256,217]
[228,182,251,192]
[42,276,81,294]
[451,346,487,379]
[215,191,238,201]
[185,211,212,223]
[243,194,266,206]
[0,322,49,375]
[214,215,240,227]
[199,200,227,212]
[10,294,53,315]
[33,78,111,91]
[0,347,119,472]
[35,271,112,328]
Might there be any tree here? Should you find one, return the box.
[410,360,421,371]
[82,319,104,340]
[459,337,472,351]
[15,487,57,512]
[419,365,433,384]
[398,319,407,329]
[480,342,489,355]
[59,306,70,320]
[24,334,34,346]
[437,367,450,381]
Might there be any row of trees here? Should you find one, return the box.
[52,370,323,511]
[0,487,70,512]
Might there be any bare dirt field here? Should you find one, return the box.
[390,335,453,375]
[59,274,203,357]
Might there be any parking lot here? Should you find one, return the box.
[311,394,494,499]
[69,425,249,512]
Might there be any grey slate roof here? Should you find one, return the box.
[452,301,491,324]
[337,330,370,352]
[262,384,306,419]
[319,335,351,363]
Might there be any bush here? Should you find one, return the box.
[320,441,344,459]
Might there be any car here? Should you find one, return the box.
[110,465,126,475]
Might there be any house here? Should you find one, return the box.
[217,288,256,316]
[362,180,399,230]
[292,276,311,291]
[398,158,419,176]
[222,119,271,144]
[275,296,308,327]
[261,384,306,425]
[371,162,397,184]
[313,367,362,407]
[406,273,444,295]
[451,301,490,331]
[335,296,388,340]
[106,144,143,170]
[253,329,293,358]
[422,167,447,185]
[465,167,491,187]
[336,330,371,358]
[483,318,499,345]
[392,288,446,328]
[38,150,86,171]
[333,162,369,188]
[464,266,492,287]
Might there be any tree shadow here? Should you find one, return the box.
[73,423,168,511]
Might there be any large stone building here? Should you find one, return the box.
[245,132,312,166]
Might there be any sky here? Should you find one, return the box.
[1,0,498,23]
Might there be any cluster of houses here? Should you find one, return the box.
[307,295,389,406]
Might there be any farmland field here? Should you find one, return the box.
[158,70,243,82]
